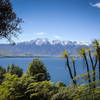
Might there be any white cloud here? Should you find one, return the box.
[90,2,100,8]
[53,35,62,39]
[36,32,45,36]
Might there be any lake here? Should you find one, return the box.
[0,57,94,85]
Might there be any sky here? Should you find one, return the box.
[1,0,100,43]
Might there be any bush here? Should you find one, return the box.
[0,73,26,100]
[7,64,23,77]
[27,59,50,81]
[26,81,58,100]
[0,66,6,84]
[56,81,66,87]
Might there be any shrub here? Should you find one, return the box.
[27,59,50,81]
[7,64,23,77]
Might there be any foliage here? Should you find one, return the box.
[62,51,77,85]
[0,40,100,100]
[51,87,72,100]
[26,81,58,100]
[70,84,100,100]
[56,81,66,87]
[0,0,22,43]
[27,59,50,81]
[0,59,69,100]
[7,64,23,77]
[61,40,100,100]
[0,73,25,100]
[0,66,6,84]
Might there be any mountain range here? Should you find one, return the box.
[0,38,92,57]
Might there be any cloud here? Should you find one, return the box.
[53,35,62,39]
[90,2,100,8]
[36,32,45,36]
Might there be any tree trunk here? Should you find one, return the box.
[84,54,91,89]
[89,51,96,88]
[72,60,76,78]
[93,56,97,88]
[65,55,76,85]
[98,48,100,80]
[89,51,94,69]
[96,47,100,80]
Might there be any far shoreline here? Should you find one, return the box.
[0,55,60,58]
[0,55,78,58]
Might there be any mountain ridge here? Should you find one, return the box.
[15,38,91,46]
[0,38,91,56]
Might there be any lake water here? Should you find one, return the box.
[0,57,95,85]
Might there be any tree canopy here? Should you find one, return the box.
[0,0,22,43]
[27,59,50,81]
[7,64,23,77]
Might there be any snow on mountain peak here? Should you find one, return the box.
[77,41,91,46]
[17,38,91,46]
[34,38,48,45]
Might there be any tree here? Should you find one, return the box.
[7,64,10,72]
[62,51,77,85]
[78,48,92,88]
[72,57,77,78]
[88,48,97,88]
[27,59,50,81]
[0,0,22,43]
[0,66,6,84]
[93,40,100,80]
[56,81,66,87]
[8,64,23,77]
[0,73,26,100]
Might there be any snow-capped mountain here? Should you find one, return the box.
[16,38,91,46]
[0,38,91,56]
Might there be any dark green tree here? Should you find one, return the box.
[0,0,22,43]
[7,64,10,72]
[0,66,6,84]
[8,64,23,77]
[27,59,50,81]
[56,81,66,87]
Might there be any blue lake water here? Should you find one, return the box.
[0,57,96,85]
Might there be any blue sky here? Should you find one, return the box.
[1,0,100,43]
